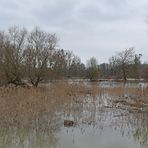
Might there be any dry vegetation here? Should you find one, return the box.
[0,82,147,126]
[0,82,101,125]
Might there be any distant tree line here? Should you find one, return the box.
[100,48,148,81]
[0,26,147,86]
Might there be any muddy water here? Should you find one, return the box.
[0,83,148,148]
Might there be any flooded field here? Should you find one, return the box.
[0,81,148,148]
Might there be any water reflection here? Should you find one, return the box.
[0,126,57,148]
[0,86,148,148]
[60,90,148,148]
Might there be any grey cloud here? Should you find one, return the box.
[79,0,132,23]
[32,1,75,25]
[0,0,148,63]
[0,0,19,10]
[28,0,83,29]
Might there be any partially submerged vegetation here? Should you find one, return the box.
[0,81,147,148]
[0,82,99,125]
[0,82,147,126]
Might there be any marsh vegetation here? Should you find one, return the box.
[0,81,148,148]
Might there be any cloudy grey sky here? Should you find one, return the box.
[0,0,148,64]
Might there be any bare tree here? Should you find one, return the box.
[109,48,135,82]
[51,49,74,78]
[142,64,148,79]
[86,57,100,81]
[50,49,86,78]
[69,55,85,77]
[128,54,142,79]
[0,26,27,85]
[117,48,135,81]
[109,55,118,77]
[51,49,67,78]
[24,27,57,86]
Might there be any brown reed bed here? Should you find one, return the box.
[0,82,102,125]
[0,82,147,126]
[105,87,139,96]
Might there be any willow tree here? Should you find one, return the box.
[24,27,57,87]
[0,26,27,85]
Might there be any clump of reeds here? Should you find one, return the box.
[105,87,137,95]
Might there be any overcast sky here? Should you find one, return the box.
[0,0,148,64]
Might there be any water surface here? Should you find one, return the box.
[0,82,148,148]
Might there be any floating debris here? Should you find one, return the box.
[64,120,74,127]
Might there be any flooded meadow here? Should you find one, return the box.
[0,81,148,148]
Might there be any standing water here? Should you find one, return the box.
[0,82,148,148]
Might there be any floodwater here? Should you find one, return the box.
[0,82,148,148]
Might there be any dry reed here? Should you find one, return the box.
[0,82,147,126]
